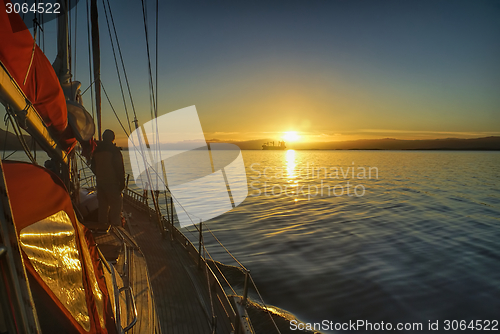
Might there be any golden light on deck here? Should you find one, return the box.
[283,131,300,142]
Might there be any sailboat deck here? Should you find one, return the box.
[122,204,235,334]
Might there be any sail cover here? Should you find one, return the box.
[3,161,116,334]
[0,0,76,150]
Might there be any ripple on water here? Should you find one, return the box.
[153,150,500,332]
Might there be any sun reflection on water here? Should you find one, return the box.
[286,149,296,180]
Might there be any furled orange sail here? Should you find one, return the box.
[0,0,77,151]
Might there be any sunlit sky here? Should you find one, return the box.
[39,0,500,146]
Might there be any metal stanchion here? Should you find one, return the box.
[242,270,250,306]
[170,197,174,241]
[198,220,203,267]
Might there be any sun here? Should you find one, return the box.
[283,131,300,142]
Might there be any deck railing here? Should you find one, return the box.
[121,179,282,334]
[123,188,148,210]
[79,167,281,334]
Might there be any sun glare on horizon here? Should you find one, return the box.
[283,131,300,142]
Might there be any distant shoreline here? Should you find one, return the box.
[2,129,498,151]
[275,148,500,151]
[241,148,500,151]
[116,147,500,151]
[219,136,500,151]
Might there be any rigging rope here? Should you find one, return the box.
[204,223,248,271]
[104,0,138,125]
[100,0,144,185]
[101,83,129,136]
[81,79,96,96]
[23,26,38,85]
[112,156,282,333]
[202,245,237,296]
[77,3,279,330]
[250,275,283,334]
[93,0,154,200]
[175,213,281,333]
[155,0,158,119]
[1,108,19,161]
[86,0,95,122]
[153,0,162,182]
[68,0,72,78]
[2,116,10,159]
[74,0,78,80]
[101,0,133,135]
[2,150,18,161]
[139,0,163,185]
[171,201,281,333]
[32,133,36,161]
[203,240,217,332]
[139,0,157,121]
[41,5,45,52]
[4,107,36,164]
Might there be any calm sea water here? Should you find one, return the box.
[126,150,500,333]
[9,149,499,333]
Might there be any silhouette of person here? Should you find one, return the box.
[91,129,125,227]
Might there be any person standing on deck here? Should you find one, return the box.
[91,129,125,227]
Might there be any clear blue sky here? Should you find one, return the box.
[40,0,500,144]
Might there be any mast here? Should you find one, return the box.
[90,0,102,140]
[52,0,71,83]
[51,0,96,197]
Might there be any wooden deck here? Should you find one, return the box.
[119,194,246,334]
[122,203,238,334]
[125,204,212,333]
[92,225,160,334]
[87,187,255,334]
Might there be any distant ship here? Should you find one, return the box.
[262,140,286,150]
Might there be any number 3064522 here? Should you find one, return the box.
[5,2,61,14]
